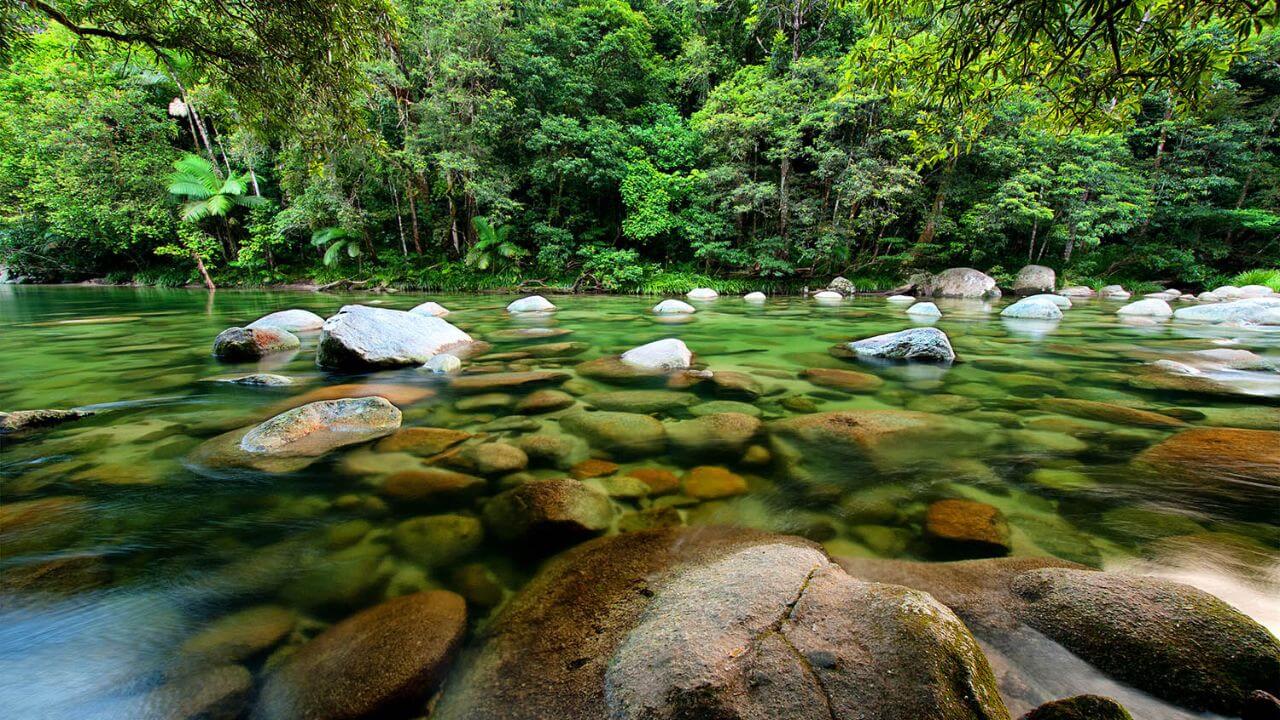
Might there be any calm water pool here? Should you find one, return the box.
[1,285,1277,718]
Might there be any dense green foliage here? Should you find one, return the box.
[1,1,1277,291]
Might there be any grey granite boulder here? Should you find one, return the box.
[316,304,472,370]
[246,309,325,332]
[846,327,956,363]
[1013,265,1055,295]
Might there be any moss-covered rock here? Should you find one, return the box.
[1020,695,1132,720]
[560,410,666,458]
[666,411,761,460]
[481,478,613,550]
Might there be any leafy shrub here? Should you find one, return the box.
[1233,268,1280,291]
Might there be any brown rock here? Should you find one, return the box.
[666,412,762,460]
[682,466,748,499]
[1041,398,1186,428]
[0,496,89,556]
[381,468,486,502]
[481,478,613,549]
[450,371,571,394]
[570,458,620,479]
[1135,427,1280,490]
[456,442,528,475]
[254,590,466,720]
[1019,694,1132,720]
[801,367,885,392]
[710,370,763,400]
[625,467,680,495]
[267,383,434,415]
[213,326,299,361]
[178,606,296,667]
[375,427,473,455]
[142,664,253,720]
[575,356,668,385]
[515,389,576,414]
[924,499,1011,558]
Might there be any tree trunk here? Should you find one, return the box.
[779,155,791,240]
[407,184,423,254]
[193,251,215,290]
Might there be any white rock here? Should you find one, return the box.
[686,288,719,300]
[507,295,557,313]
[1197,291,1221,302]
[1000,297,1063,320]
[1099,285,1130,299]
[1116,298,1173,317]
[316,305,473,370]
[1178,294,1196,302]
[620,338,692,371]
[1256,308,1280,326]
[905,302,942,318]
[1174,297,1280,324]
[813,290,843,300]
[410,301,450,317]
[1151,359,1201,375]
[1212,285,1243,299]
[848,328,955,363]
[1239,284,1276,298]
[652,299,696,315]
[424,353,462,374]
[886,295,916,303]
[1058,286,1095,298]
[1024,293,1071,309]
[743,292,767,302]
[247,309,325,332]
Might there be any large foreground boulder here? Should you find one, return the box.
[844,327,956,363]
[914,268,1002,298]
[1134,427,1280,491]
[316,305,472,370]
[246,309,325,332]
[254,590,466,720]
[1013,266,1055,296]
[433,528,1009,720]
[192,397,401,473]
[836,557,1280,717]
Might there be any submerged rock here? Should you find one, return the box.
[0,408,93,435]
[681,465,748,499]
[316,305,472,370]
[924,499,1011,559]
[652,299,695,315]
[709,370,763,400]
[433,528,1009,720]
[481,478,613,548]
[1040,398,1186,428]
[582,390,695,414]
[769,410,960,484]
[393,514,484,567]
[506,295,556,313]
[246,309,325,332]
[376,427,472,455]
[1013,265,1056,296]
[515,388,576,414]
[667,412,761,460]
[802,367,884,392]
[913,267,1001,298]
[561,410,666,458]
[254,590,466,720]
[241,397,401,457]
[424,353,462,374]
[846,327,956,363]
[213,326,300,361]
[178,605,296,668]
[620,338,692,371]
[216,373,293,386]
[139,664,253,720]
[450,370,570,394]
[1135,427,1280,490]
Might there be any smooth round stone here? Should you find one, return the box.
[743,292,767,302]
[813,290,843,301]
[905,302,941,318]
[1117,298,1173,317]
[1024,293,1072,309]
[424,353,462,374]
[1028,468,1097,491]
[686,288,719,300]
[619,338,692,370]
[887,295,916,303]
[216,373,293,386]
[411,301,450,316]
[507,295,556,313]
[681,466,748,499]
[1000,298,1063,320]
[689,400,762,418]
[246,309,325,332]
[652,299,695,315]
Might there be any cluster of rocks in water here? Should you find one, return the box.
[5,276,1280,720]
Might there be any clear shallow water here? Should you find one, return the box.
[0,285,1277,719]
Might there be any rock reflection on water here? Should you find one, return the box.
[0,286,1277,719]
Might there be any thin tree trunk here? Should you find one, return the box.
[407,184,423,254]
[193,251,215,290]
[392,182,408,257]
[779,155,791,239]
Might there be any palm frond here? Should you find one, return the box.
[180,200,213,223]
[323,241,345,266]
[167,178,213,199]
[172,154,221,195]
